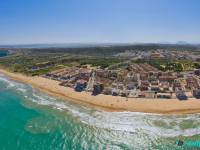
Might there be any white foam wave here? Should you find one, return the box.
[0,75,28,92]
[83,111,200,137]
[1,74,200,138]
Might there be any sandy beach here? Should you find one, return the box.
[1,68,200,114]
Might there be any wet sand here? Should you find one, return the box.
[1,68,200,114]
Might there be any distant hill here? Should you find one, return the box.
[0,43,130,49]
[1,43,200,57]
[27,43,200,56]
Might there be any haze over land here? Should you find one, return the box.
[0,42,200,49]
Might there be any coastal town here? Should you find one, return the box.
[2,45,200,115]
[2,0,200,149]
[39,50,200,101]
[1,45,200,102]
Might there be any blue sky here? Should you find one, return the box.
[0,0,200,44]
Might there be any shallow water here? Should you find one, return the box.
[0,50,8,57]
[0,74,200,150]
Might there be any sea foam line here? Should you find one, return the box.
[1,74,200,138]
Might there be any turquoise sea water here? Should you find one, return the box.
[0,51,8,57]
[0,74,200,150]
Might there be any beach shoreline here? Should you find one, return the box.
[1,68,200,114]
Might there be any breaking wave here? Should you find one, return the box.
[1,74,200,139]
